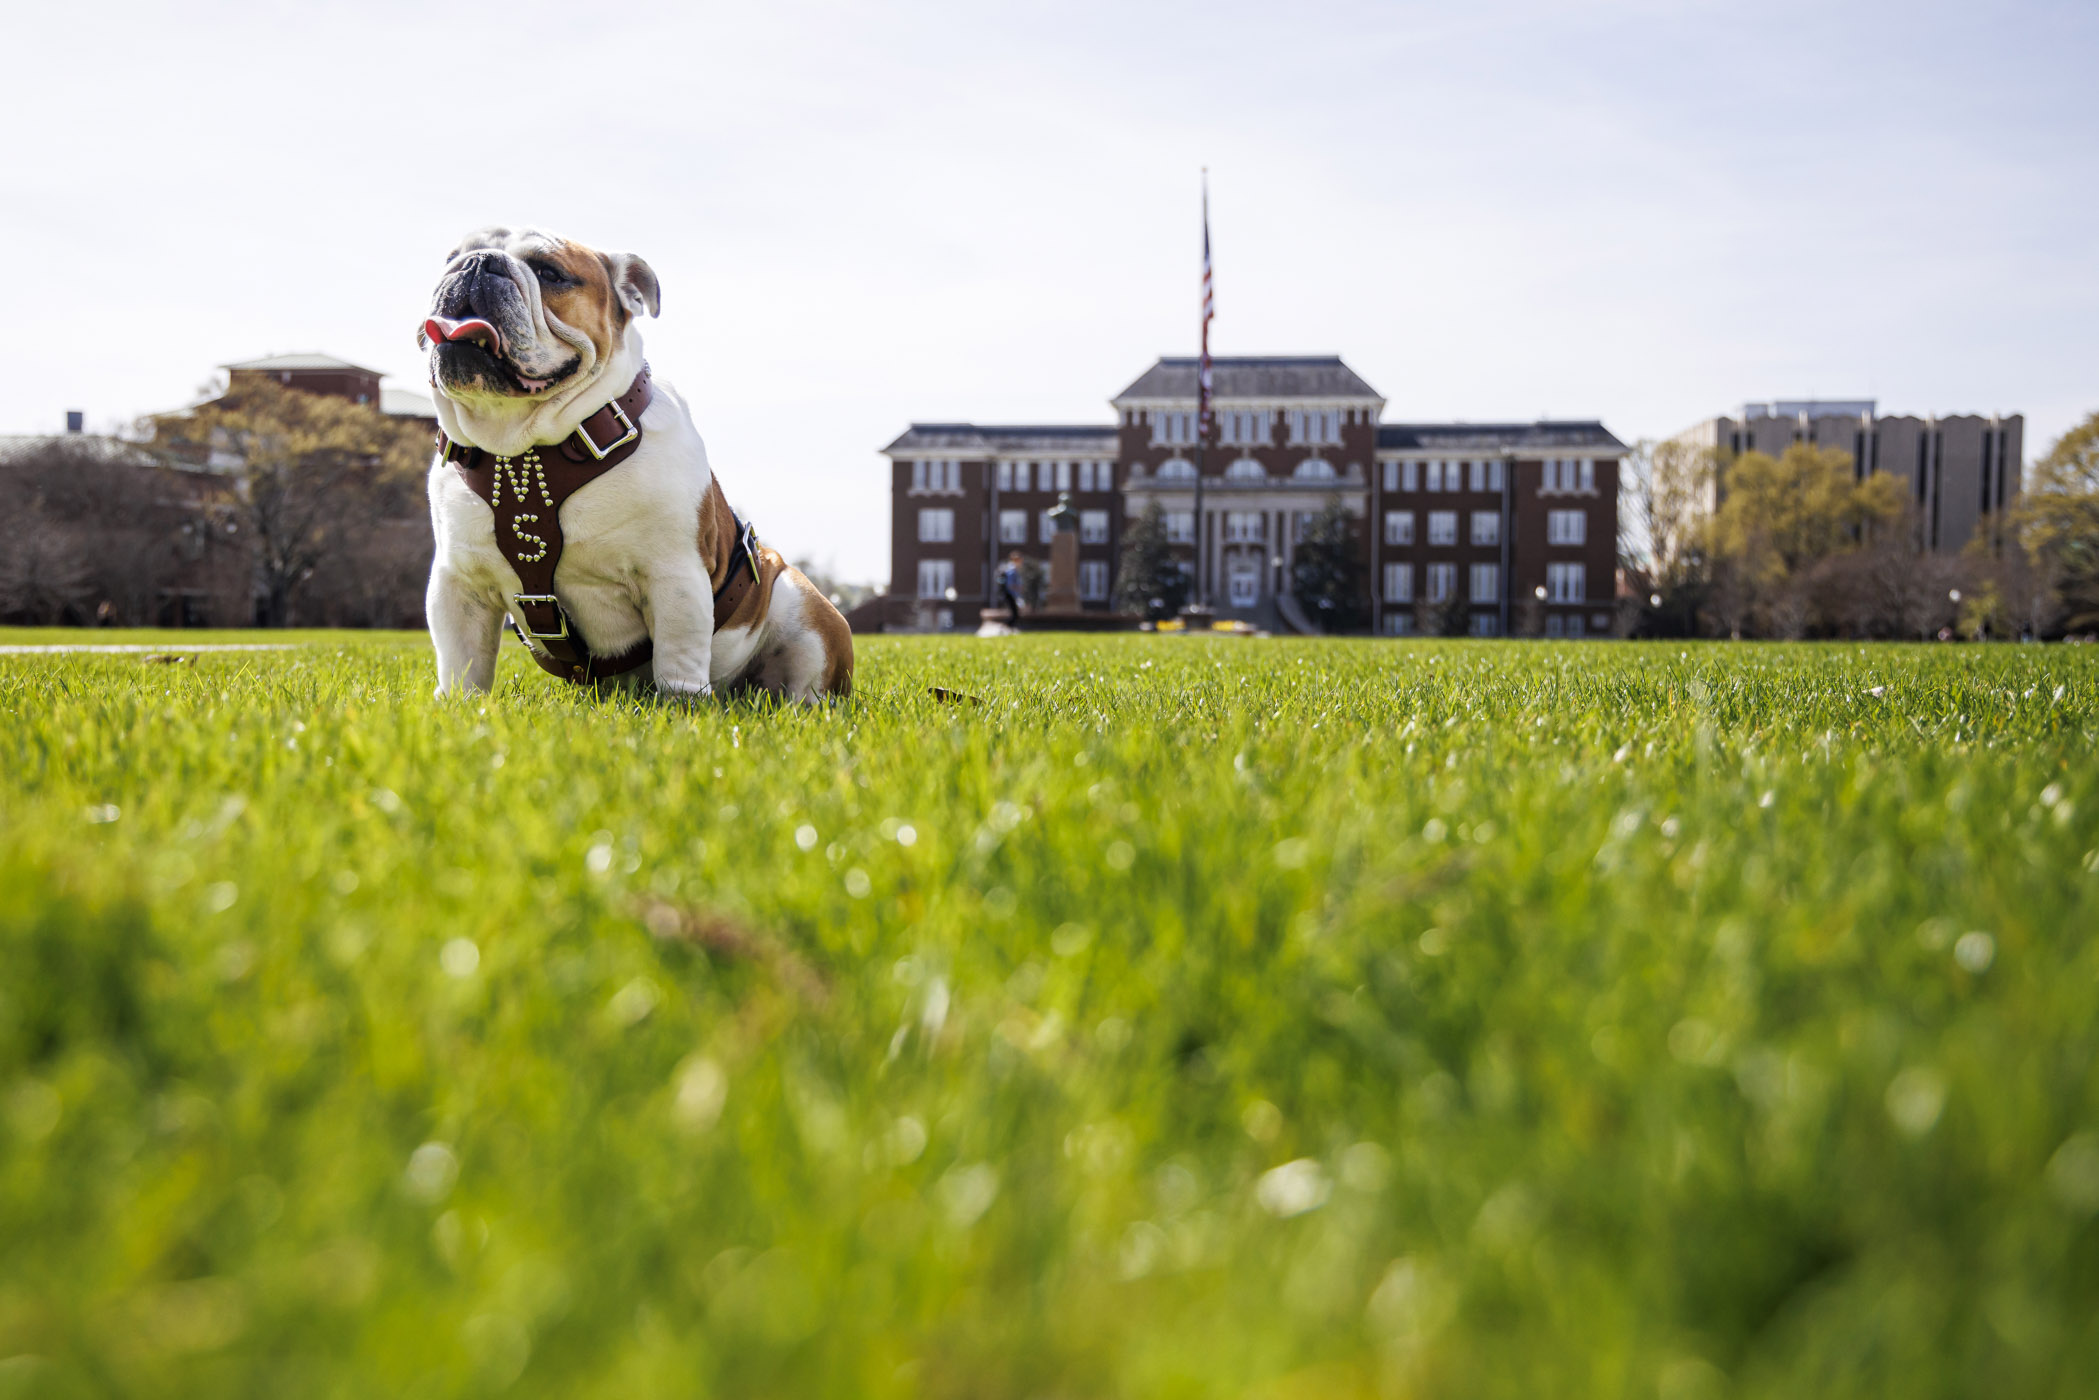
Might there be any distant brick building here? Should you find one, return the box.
[221,353,438,435]
[879,356,1627,635]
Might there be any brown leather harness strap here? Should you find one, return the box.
[439,365,761,686]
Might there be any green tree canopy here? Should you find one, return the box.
[2015,409,2099,630]
[1111,501,1186,618]
[156,379,428,626]
[1290,498,1366,632]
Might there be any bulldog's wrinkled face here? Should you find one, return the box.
[420,227,659,408]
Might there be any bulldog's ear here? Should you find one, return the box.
[607,253,661,319]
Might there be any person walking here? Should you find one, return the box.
[999,552,1024,626]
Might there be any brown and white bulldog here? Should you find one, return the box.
[420,226,852,700]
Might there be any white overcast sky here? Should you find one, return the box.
[5,0,2094,584]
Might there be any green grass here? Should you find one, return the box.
[2,631,2096,1399]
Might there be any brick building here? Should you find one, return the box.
[879,356,1627,635]
[223,353,438,435]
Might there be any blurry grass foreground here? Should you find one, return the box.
[1,631,2096,1399]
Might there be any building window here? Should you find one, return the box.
[1385,511,1414,546]
[1425,460,1445,492]
[1547,509,1586,545]
[1287,407,1342,446]
[1567,613,1585,637]
[1039,510,1056,544]
[1455,459,1503,491]
[1293,459,1336,482]
[917,559,954,599]
[1166,511,1195,544]
[912,459,959,492]
[1156,458,1197,481]
[1078,461,1095,491]
[1470,511,1499,546]
[1382,460,1398,491]
[1225,458,1267,481]
[1547,562,1585,603]
[1402,460,1419,491]
[1384,612,1415,636]
[1488,461,1505,490]
[1080,510,1109,544]
[1224,511,1263,543]
[999,509,1027,544]
[1469,563,1499,603]
[1055,461,1073,491]
[1222,409,1267,445]
[1591,613,1613,633]
[1152,411,1199,446]
[1079,559,1110,601]
[1427,511,1457,546]
[997,461,1014,492]
[918,508,954,543]
[1469,613,1501,637]
[1384,562,1413,603]
[1425,562,1456,603]
[1542,458,1597,494]
[1099,462,1113,490]
[1546,614,1563,638]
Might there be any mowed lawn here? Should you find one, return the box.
[2,631,2096,1400]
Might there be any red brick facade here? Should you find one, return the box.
[881,358,1626,634]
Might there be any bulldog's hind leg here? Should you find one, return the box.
[747,571,854,702]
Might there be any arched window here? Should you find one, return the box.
[1155,458,1198,481]
[1292,458,1336,482]
[1224,458,1267,481]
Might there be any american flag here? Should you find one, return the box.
[1199,173,1214,440]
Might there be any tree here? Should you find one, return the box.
[157,379,429,626]
[1112,501,1186,619]
[1704,443,1904,637]
[1289,499,1366,632]
[0,437,236,626]
[2014,409,2099,633]
[1635,438,1719,636]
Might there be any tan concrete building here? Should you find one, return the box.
[1670,400,2023,555]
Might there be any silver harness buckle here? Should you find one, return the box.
[574,400,639,460]
[511,594,569,643]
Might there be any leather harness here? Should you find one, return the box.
[438,365,761,685]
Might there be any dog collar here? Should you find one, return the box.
[437,363,654,475]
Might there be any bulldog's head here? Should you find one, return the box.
[420,227,660,455]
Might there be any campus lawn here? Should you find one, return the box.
[1,631,2096,1399]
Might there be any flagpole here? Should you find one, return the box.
[1193,169,1212,612]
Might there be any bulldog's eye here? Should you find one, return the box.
[530,262,567,288]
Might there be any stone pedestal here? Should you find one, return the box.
[979,489,1141,632]
[1046,530,1080,612]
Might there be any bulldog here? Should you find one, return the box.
[419,226,852,700]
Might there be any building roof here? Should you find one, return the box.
[1376,421,1627,453]
[882,423,1117,455]
[381,386,438,419]
[224,352,385,376]
[1112,356,1382,403]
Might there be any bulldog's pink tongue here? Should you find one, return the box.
[423,316,503,357]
